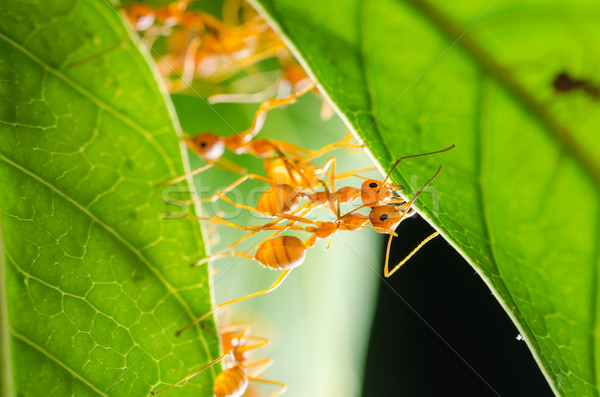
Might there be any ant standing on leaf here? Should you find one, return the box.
[151,323,285,397]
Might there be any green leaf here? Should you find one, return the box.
[251,0,600,395]
[0,1,218,396]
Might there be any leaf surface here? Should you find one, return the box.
[252,0,600,395]
[0,1,218,395]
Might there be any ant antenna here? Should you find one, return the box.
[381,165,443,277]
[377,145,455,193]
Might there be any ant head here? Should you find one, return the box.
[221,331,243,350]
[361,180,394,207]
[369,205,402,233]
[184,132,225,161]
[221,333,249,364]
[124,5,155,31]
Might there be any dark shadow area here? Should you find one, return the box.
[361,215,554,397]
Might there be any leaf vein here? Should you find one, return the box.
[10,329,105,396]
[0,31,176,176]
[0,153,208,345]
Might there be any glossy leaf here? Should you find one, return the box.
[0,1,218,396]
[251,0,600,395]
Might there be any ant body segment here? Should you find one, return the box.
[152,323,285,396]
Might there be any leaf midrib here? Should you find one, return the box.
[358,0,397,165]
[402,0,600,188]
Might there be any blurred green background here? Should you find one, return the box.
[171,92,382,396]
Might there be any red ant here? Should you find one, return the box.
[152,323,285,396]
[176,163,445,335]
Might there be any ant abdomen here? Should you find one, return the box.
[214,366,248,397]
[257,184,301,214]
[255,236,307,270]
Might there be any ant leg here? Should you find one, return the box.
[201,250,255,262]
[248,378,287,397]
[265,140,313,158]
[245,358,273,377]
[184,214,316,236]
[310,156,364,192]
[170,36,201,92]
[276,156,319,192]
[151,352,232,395]
[314,177,337,217]
[383,232,439,278]
[208,80,280,104]
[232,42,286,68]
[176,270,292,336]
[199,319,224,337]
[193,210,314,267]
[192,204,314,267]
[261,81,315,110]
[181,173,275,204]
[239,335,269,353]
[157,163,214,187]
[324,171,372,183]
[301,135,363,163]
[240,81,316,141]
[209,195,323,226]
[217,323,249,337]
[328,157,337,193]
[212,157,248,175]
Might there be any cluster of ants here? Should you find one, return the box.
[124,2,453,396]
[124,0,334,118]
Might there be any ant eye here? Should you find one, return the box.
[379,214,388,221]
[369,182,377,188]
